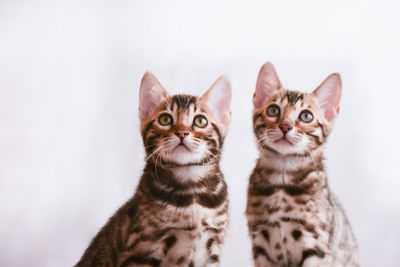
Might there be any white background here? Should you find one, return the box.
[0,0,399,266]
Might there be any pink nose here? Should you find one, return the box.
[175,129,189,139]
[279,124,293,135]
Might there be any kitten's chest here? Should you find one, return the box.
[127,203,228,266]
[165,203,228,229]
[163,205,228,266]
[247,187,331,265]
[165,225,214,267]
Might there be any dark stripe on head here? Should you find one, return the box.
[285,91,304,105]
[171,94,197,110]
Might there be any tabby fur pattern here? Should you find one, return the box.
[246,62,359,267]
[76,72,232,267]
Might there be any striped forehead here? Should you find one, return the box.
[278,90,312,110]
[169,95,198,112]
[280,90,304,105]
[165,94,202,122]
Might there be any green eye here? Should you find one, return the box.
[266,104,280,117]
[193,115,208,128]
[158,114,173,126]
[299,110,314,123]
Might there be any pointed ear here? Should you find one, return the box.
[312,73,342,121]
[200,75,232,125]
[139,72,169,122]
[253,62,282,109]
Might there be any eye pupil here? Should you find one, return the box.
[267,105,280,117]
[158,114,173,126]
[194,115,208,128]
[299,111,313,123]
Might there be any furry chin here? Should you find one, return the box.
[265,139,309,156]
[173,144,191,153]
[162,148,207,165]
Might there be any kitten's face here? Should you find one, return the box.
[254,90,328,155]
[139,73,231,166]
[253,62,342,156]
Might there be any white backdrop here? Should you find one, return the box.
[1,0,399,266]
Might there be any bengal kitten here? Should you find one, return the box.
[76,72,232,267]
[246,62,359,267]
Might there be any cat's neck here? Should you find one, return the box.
[146,161,219,184]
[170,164,218,183]
[258,148,324,172]
[256,149,327,187]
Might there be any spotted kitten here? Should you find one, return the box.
[76,72,231,267]
[246,62,359,267]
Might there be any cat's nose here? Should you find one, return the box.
[279,124,293,135]
[175,129,189,139]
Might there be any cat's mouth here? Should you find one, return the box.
[173,142,191,152]
[274,137,293,146]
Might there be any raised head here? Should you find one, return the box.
[253,62,342,156]
[139,72,232,167]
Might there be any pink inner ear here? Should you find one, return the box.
[253,62,281,109]
[313,73,342,121]
[215,92,231,123]
[139,72,168,121]
[201,75,232,124]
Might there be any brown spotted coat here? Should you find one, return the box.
[76,94,230,267]
[246,63,359,267]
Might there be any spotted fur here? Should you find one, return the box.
[246,62,359,267]
[76,72,231,267]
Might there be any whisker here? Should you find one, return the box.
[143,144,156,150]
[154,155,160,181]
[204,150,220,163]
[145,145,164,162]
